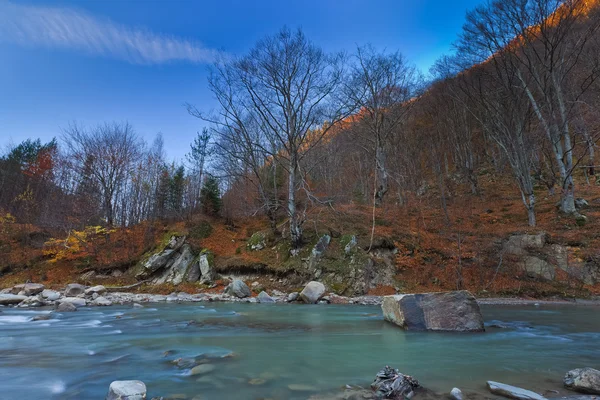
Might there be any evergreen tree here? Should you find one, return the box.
[200,175,221,216]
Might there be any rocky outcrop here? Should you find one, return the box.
[564,368,600,394]
[106,380,147,400]
[64,283,86,297]
[381,291,484,332]
[300,281,326,304]
[224,280,251,298]
[134,236,217,286]
[486,381,546,400]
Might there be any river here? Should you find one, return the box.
[0,302,598,399]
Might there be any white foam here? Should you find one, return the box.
[0,316,30,324]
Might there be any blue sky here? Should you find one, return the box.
[0,0,483,162]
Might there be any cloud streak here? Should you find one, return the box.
[0,1,219,65]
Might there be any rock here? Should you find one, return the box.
[564,368,600,394]
[156,244,196,286]
[93,296,112,306]
[451,387,463,400]
[106,380,147,400]
[11,283,45,296]
[80,270,96,280]
[257,291,275,303]
[287,292,299,302]
[575,198,589,210]
[371,366,419,399]
[41,289,61,301]
[32,313,53,321]
[56,302,77,312]
[137,249,176,279]
[190,364,215,376]
[64,283,86,297]
[0,294,27,305]
[522,256,556,280]
[59,297,87,307]
[185,257,201,282]
[343,235,357,255]
[224,280,251,298]
[247,232,266,251]
[18,296,44,307]
[308,235,331,275]
[300,281,326,304]
[198,253,216,284]
[486,381,546,400]
[85,285,107,295]
[112,269,123,278]
[503,233,548,255]
[288,384,318,392]
[381,291,484,332]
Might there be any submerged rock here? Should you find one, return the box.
[381,291,484,332]
[64,283,86,297]
[32,313,53,321]
[486,381,546,400]
[300,281,326,304]
[224,280,251,298]
[56,302,77,312]
[564,368,600,394]
[106,380,147,400]
[190,364,215,376]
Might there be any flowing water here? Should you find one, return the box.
[0,302,598,400]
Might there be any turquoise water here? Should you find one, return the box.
[0,303,598,399]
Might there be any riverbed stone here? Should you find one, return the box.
[300,281,326,304]
[106,380,147,400]
[64,283,86,297]
[41,289,61,301]
[85,285,107,296]
[93,296,112,306]
[56,302,77,312]
[287,292,299,302]
[59,297,87,307]
[224,280,251,298]
[381,291,484,332]
[18,296,45,307]
[564,368,600,394]
[486,381,546,400]
[12,283,45,296]
[0,294,27,305]
[190,364,215,376]
[257,291,275,303]
[451,388,463,400]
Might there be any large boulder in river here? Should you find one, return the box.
[381,291,484,332]
[11,283,45,296]
[106,380,147,400]
[224,280,251,298]
[64,283,86,297]
[0,294,27,305]
[564,368,600,394]
[300,281,326,304]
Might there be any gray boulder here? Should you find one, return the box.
[300,281,326,304]
[451,388,463,400]
[59,297,87,307]
[92,296,112,306]
[564,368,600,394]
[12,283,45,296]
[486,381,546,400]
[56,302,77,312]
[198,253,216,283]
[85,285,106,296]
[287,292,299,302]
[41,289,61,301]
[106,380,147,400]
[225,280,251,298]
[381,291,484,332]
[257,291,275,303]
[136,249,176,279]
[18,296,45,307]
[0,294,27,305]
[64,283,86,297]
[160,244,195,285]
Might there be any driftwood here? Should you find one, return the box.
[105,280,151,292]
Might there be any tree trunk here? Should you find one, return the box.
[374,142,388,206]
[288,154,302,249]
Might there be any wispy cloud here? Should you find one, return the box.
[0,1,219,65]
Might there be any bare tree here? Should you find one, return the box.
[62,122,143,226]
[457,0,600,213]
[189,27,354,249]
[345,45,420,205]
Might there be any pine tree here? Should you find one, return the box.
[200,175,221,216]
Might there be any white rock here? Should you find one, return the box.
[451,387,463,400]
[59,297,87,307]
[299,281,325,304]
[41,289,61,301]
[85,285,107,295]
[106,380,147,400]
[92,296,112,306]
[487,381,547,400]
[0,294,27,305]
